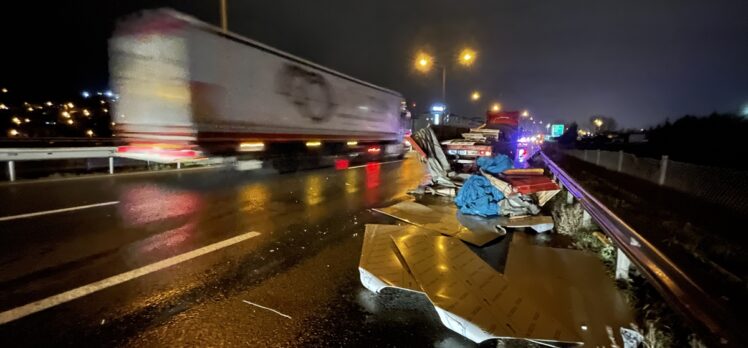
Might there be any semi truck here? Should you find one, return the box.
[110,9,406,172]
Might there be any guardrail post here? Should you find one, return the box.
[595,149,601,165]
[617,150,623,172]
[7,161,15,182]
[108,157,114,174]
[582,209,591,227]
[616,249,631,280]
[658,155,668,185]
[177,162,181,170]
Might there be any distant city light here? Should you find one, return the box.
[102,108,108,113]
[12,117,21,125]
[431,104,446,112]
[81,91,90,98]
[82,109,90,116]
[67,119,74,125]
[61,111,71,118]
[9,129,18,136]
[46,101,53,106]
[0,104,7,110]
[67,102,74,108]
[24,118,30,123]
[104,90,113,97]
[86,129,94,137]
[1,88,7,93]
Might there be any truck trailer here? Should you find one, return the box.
[110,9,406,171]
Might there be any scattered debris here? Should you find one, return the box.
[535,189,561,207]
[410,127,456,188]
[242,300,292,320]
[503,168,544,176]
[501,215,554,233]
[505,175,560,194]
[372,200,504,246]
[499,194,540,217]
[505,235,635,346]
[454,175,504,217]
[392,233,581,344]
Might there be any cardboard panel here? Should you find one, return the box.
[358,224,430,293]
[505,238,635,347]
[392,234,581,344]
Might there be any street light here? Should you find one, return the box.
[470,91,481,101]
[593,118,603,128]
[521,110,529,117]
[413,47,478,105]
[414,52,434,73]
[458,48,476,67]
[491,103,501,112]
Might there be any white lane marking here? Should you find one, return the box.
[0,201,120,222]
[0,231,262,324]
[348,160,403,169]
[242,300,292,320]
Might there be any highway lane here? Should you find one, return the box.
[0,155,478,347]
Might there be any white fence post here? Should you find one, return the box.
[658,155,669,185]
[617,150,623,172]
[7,161,15,182]
[616,249,631,280]
[595,149,601,165]
[177,162,181,169]
[108,157,114,174]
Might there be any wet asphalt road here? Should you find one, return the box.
[0,155,488,347]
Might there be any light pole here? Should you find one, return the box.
[414,48,476,106]
[220,0,228,33]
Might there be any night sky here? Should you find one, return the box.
[2,0,747,128]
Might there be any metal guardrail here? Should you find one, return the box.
[1,147,118,181]
[541,151,743,346]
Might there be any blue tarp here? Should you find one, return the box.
[454,175,504,217]
[476,154,513,175]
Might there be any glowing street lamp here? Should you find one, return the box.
[414,52,434,73]
[593,118,604,128]
[470,91,481,101]
[521,110,529,117]
[458,48,476,67]
[491,103,501,112]
[413,46,478,105]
